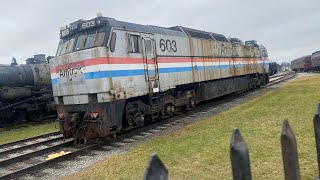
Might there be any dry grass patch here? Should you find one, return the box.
[0,121,58,145]
[64,74,320,180]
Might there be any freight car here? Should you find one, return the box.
[0,54,55,127]
[50,15,269,140]
[268,62,278,76]
[311,51,320,72]
[291,55,312,72]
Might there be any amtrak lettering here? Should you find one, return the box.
[59,64,82,77]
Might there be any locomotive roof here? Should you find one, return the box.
[60,16,231,42]
[312,51,320,55]
[168,26,229,42]
[107,18,186,37]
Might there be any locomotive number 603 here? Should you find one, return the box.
[160,39,177,52]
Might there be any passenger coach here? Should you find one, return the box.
[50,14,269,140]
[311,51,320,72]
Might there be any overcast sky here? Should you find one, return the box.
[0,0,319,64]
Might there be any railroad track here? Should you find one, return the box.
[268,71,296,85]
[0,71,296,179]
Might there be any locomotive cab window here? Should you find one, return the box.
[145,40,152,54]
[128,34,141,53]
[56,38,75,56]
[75,32,105,51]
[261,50,268,57]
[110,32,117,52]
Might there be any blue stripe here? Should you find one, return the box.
[85,69,145,79]
[51,64,268,85]
[158,66,193,73]
[51,78,58,85]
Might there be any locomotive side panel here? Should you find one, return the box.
[154,34,194,91]
[108,29,148,99]
[152,34,267,94]
[202,40,221,81]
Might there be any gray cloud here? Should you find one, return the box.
[0,0,319,64]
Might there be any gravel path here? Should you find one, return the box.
[18,79,291,180]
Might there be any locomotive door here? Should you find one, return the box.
[142,36,160,95]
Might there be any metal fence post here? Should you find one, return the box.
[230,128,252,180]
[281,119,301,180]
[314,103,320,180]
[143,153,168,180]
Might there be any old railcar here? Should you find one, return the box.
[0,55,55,127]
[291,55,312,72]
[311,51,320,72]
[50,15,269,140]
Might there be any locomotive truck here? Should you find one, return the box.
[0,54,55,127]
[50,14,269,140]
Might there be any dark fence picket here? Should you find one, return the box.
[143,154,168,180]
[281,119,301,180]
[314,103,320,180]
[230,128,252,180]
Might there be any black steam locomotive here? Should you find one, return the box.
[268,62,278,76]
[0,54,55,127]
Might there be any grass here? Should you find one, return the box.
[0,120,58,145]
[64,74,320,180]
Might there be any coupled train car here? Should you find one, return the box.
[51,15,269,140]
[291,55,312,72]
[311,51,320,72]
[0,55,55,127]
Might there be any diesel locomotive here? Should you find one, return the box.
[50,14,269,140]
[0,55,55,127]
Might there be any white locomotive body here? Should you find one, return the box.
[50,16,269,140]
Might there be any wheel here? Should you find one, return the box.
[0,109,25,127]
[132,112,144,126]
[26,110,44,122]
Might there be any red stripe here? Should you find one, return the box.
[51,57,267,73]
[51,57,144,73]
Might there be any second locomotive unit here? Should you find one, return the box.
[51,15,269,140]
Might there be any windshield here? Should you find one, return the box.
[56,31,106,56]
[56,38,75,56]
[75,32,105,51]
